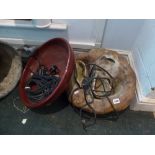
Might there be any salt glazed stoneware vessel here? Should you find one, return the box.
[68,48,136,114]
[19,38,75,108]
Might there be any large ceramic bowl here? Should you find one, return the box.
[19,38,75,108]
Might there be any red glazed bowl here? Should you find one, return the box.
[19,38,75,108]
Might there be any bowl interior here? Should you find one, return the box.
[20,38,73,108]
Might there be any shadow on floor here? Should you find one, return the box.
[31,93,69,114]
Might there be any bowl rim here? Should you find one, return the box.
[19,38,74,108]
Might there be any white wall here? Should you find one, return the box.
[132,20,155,97]
[102,19,155,98]
[0,19,106,48]
[0,19,144,51]
[102,19,145,50]
[0,26,68,42]
[53,19,104,45]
